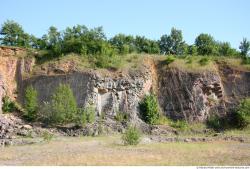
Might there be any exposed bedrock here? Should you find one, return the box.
[21,65,154,123]
[1,46,250,123]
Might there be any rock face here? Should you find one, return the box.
[158,68,226,122]
[1,46,250,123]
[0,46,33,114]
[21,64,154,123]
[158,62,250,122]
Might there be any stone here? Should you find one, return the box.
[22,125,33,130]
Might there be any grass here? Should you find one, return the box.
[0,135,249,165]
[24,52,250,78]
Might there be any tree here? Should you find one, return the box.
[195,33,216,55]
[187,45,198,55]
[217,42,234,56]
[159,28,185,55]
[49,84,77,124]
[139,94,160,125]
[0,20,29,47]
[109,34,136,54]
[239,38,250,57]
[134,36,160,54]
[24,86,38,121]
[46,26,62,55]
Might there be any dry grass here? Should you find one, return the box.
[0,135,249,166]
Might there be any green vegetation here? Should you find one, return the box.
[195,33,217,56]
[122,125,141,145]
[24,86,38,121]
[41,84,77,125]
[159,28,185,55]
[165,55,176,65]
[234,98,250,128]
[42,131,53,142]
[199,57,210,66]
[1,20,249,69]
[139,94,160,125]
[114,112,129,123]
[207,97,250,131]
[2,96,17,113]
[239,38,250,57]
[170,120,189,131]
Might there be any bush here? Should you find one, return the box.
[199,57,210,66]
[76,108,87,126]
[206,115,228,131]
[122,125,141,145]
[46,84,77,124]
[165,55,176,65]
[233,98,250,129]
[207,98,250,131]
[42,131,53,142]
[139,94,160,125]
[2,96,16,113]
[24,86,38,121]
[85,105,96,123]
[76,105,96,126]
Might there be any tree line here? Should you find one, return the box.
[0,20,249,58]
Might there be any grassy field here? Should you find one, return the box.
[0,135,249,166]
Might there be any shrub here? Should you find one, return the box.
[42,131,53,142]
[199,57,210,66]
[2,96,16,113]
[85,105,96,124]
[207,114,228,131]
[115,112,129,122]
[76,105,96,126]
[207,97,250,131]
[165,55,175,65]
[46,84,77,124]
[233,98,250,129]
[139,94,160,125]
[24,86,38,121]
[76,108,87,126]
[122,125,141,145]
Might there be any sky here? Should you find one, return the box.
[0,0,249,48]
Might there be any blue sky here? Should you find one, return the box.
[0,0,249,48]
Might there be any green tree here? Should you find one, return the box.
[187,45,198,55]
[239,38,250,57]
[139,94,160,125]
[234,98,250,128]
[24,86,38,121]
[49,84,77,124]
[217,42,233,56]
[0,20,29,47]
[109,34,136,54]
[195,33,216,55]
[159,27,185,55]
[134,36,160,54]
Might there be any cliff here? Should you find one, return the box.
[1,46,250,123]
